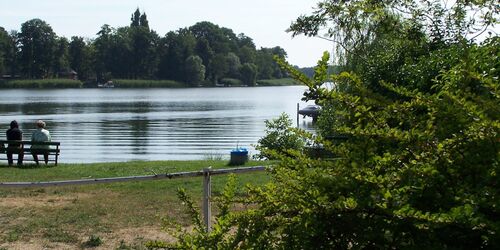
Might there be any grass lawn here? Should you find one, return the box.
[0,160,271,249]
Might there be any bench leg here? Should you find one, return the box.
[32,153,39,165]
[7,153,13,165]
[18,152,23,165]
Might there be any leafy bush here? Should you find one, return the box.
[145,240,168,249]
[263,44,499,248]
[165,175,242,249]
[255,113,304,159]
[256,78,300,86]
[82,235,103,248]
[0,79,83,88]
[170,1,499,248]
[113,79,186,88]
[171,42,499,248]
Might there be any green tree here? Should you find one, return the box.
[255,49,273,79]
[255,46,287,79]
[289,0,498,93]
[211,53,228,84]
[129,8,156,78]
[238,45,255,64]
[239,63,257,86]
[53,37,69,76]
[158,29,195,80]
[189,22,240,82]
[0,27,13,76]
[130,8,141,27]
[69,36,94,80]
[184,55,205,86]
[17,19,57,78]
[139,12,149,29]
[0,28,6,75]
[225,52,241,78]
[189,22,231,54]
[194,38,214,81]
[130,26,157,78]
[69,37,85,75]
[236,33,255,49]
[94,24,113,81]
[94,25,133,80]
[108,27,133,79]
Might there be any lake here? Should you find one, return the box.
[0,86,314,163]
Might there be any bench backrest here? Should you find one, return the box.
[0,140,60,146]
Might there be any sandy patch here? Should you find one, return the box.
[0,226,177,250]
[0,193,91,208]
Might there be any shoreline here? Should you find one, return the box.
[0,78,301,89]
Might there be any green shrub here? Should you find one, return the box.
[82,235,103,248]
[170,1,499,248]
[255,112,304,160]
[171,43,499,248]
[0,79,83,88]
[256,78,301,86]
[167,175,242,249]
[112,79,187,88]
[144,240,169,249]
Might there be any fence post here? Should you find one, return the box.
[203,167,212,232]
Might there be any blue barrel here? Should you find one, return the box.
[230,148,248,165]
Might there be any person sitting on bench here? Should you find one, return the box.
[31,120,51,165]
[6,120,23,165]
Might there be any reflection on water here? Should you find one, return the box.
[0,87,314,163]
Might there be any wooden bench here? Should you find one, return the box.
[0,140,60,165]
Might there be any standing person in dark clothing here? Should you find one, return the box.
[6,120,23,165]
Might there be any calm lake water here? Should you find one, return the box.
[0,86,313,163]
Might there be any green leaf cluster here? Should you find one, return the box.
[255,113,305,160]
[165,175,251,249]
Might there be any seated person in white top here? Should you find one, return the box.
[31,120,51,165]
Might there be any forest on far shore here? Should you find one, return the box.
[0,8,303,86]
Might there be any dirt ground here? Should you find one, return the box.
[0,192,179,249]
[0,226,176,249]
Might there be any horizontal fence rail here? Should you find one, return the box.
[0,165,268,188]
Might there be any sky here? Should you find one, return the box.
[0,0,334,67]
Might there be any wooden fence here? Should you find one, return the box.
[0,165,268,232]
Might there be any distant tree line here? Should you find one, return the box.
[0,8,289,86]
